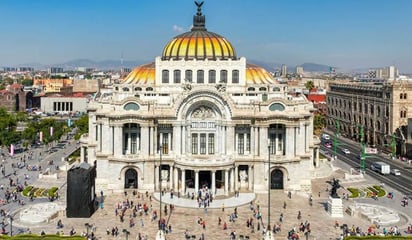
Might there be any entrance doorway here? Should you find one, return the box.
[271,169,284,189]
[124,169,138,189]
[199,171,211,188]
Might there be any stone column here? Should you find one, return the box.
[167,133,171,154]
[170,165,174,190]
[109,126,114,155]
[114,125,123,156]
[315,147,320,167]
[211,170,216,195]
[141,125,149,156]
[259,126,268,157]
[248,165,253,191]
[173,125,180,155]
[234,165,239,191]
[149,126,154,155]
[181,169,186,194]
[174,167,179,191]
[224,169,229,196]
[285,126,294,157]
[251,126,255,156]
[230,167,234,192]
[227,125,235,154]
[195,170,199,194]
[181,125,186,155]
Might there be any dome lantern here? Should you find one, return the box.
[192,1,206,31]
[161,1,236,61]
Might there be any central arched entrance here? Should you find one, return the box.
[199,171,211,188]
[124,168,138,189]
[270,169,284,189]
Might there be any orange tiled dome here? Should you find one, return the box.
[122,62,155,85]
[246,64,275,84]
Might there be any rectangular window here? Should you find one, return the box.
[53,102,57,111]
[70,102,73,111]
[192,133,198,154]
[232,70,239,83]
[162,133,169,154]
[269,133,276,154]
[246,133,250,152]
[278,134,283,152]
[185,70,193,82]
[200,133,206,154]
[220,70,227,83]
[209,70,216,83]
[173,70,181,83]
[162,70,169,83]
[124,133,129,153]
[208,134,215,154]
[131,133,137,154]
[197,70,204,83]
[238,133,244,155]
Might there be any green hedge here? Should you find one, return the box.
[22,186,34,196]
[347,187,359,198]
[48,187,59,197]
[22,186,58,198]
[373,185,386,197]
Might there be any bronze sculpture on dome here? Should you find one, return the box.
[195,1,204,16]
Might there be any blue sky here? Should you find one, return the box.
[1,0,411,72]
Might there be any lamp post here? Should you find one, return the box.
[265,139,274,240]
[156,144,165,240]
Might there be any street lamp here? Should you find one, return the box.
[156,144,165,240]
[265,139,274,240]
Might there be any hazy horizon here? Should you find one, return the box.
[1,0,411,72]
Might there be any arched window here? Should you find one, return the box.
[208,70,216,83]
[185,70,193,82]
[220,70,227,83]
[197,70,204,83]
[173,70,181,83]
[247,87,255,91]
[146,87,153,91]
[232,70,239,83]
[122,87,129,92]
[162,70,169,83]
[134,87,142,91]
[259,87,267,91]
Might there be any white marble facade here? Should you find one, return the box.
[81,3,320,196]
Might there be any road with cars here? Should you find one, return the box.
[0,132,79,235]
[321,132,412,198]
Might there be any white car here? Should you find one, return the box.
[391,169,401,176]
[342,148,350,154]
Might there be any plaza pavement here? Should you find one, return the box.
[5,142,412,240]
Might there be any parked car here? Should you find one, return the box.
[342,148,350,154]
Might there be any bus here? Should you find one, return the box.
[371,162,390,175]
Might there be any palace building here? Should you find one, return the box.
[82,3,320,195]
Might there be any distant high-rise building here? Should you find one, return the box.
[296,66,304,75]
[281,64,287,77]
[77,67,95,73]
[3,67,17,72]
[121,67,131,74]
[387,66,398,81]
[49,67,64,74]
[368,69,382,79]
[17,67,34,72]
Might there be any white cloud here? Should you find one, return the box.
[172,24,185,33]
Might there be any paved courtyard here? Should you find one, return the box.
[7,158,411,240]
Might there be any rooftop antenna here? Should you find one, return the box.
[120,52,124,73]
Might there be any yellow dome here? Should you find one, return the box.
[122,62,155,84]
[162,31,236,61]
[246,64,275,84]
[162,1,236,61]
